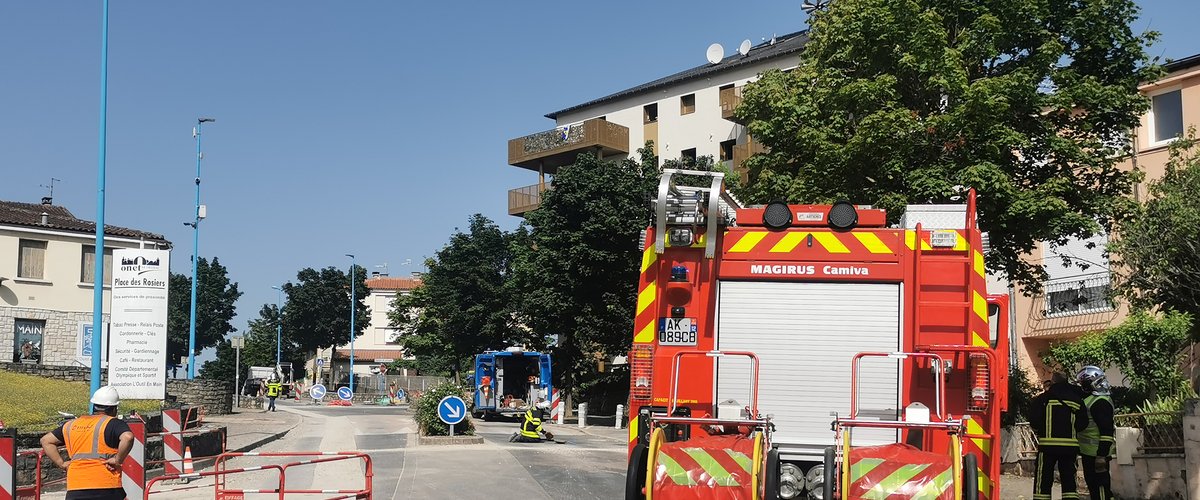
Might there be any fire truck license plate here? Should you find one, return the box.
[658,318,697,346]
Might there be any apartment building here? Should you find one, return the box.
[0,198,171,367]
[311,274,422,384]
[506,31,808,216]
[1014,53,1200,382]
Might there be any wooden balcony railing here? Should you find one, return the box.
[508,118,630,172]
[720,86,744,122]
[508,183,548,216]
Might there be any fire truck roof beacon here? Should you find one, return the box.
[762,201,792,230]
[827,201,858,229]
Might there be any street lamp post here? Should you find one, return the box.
[271,285,284,371]
[90,0,110,401]
[187,117,214,379]
[346,254,356,392]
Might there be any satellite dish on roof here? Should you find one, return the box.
[706,43,725,65]
[738,39,752,56]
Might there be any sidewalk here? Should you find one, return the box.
[204,409,302,452]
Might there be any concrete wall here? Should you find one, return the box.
[0,362,232,414]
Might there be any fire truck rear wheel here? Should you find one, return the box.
[962,453,978,500]
[822,447,836,500]
[625,442,648,500]
[762,446,780,500]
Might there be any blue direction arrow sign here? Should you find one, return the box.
[437,396,467,425]
[337,387,354,401]
[310,384,327,400]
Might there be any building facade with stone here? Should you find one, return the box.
[0,199,170,367]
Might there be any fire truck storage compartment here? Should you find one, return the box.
[715,281,901,458]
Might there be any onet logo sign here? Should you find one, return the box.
[120,255,162,275]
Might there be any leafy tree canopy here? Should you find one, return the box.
[200,304,303,383]
[283,265,370,356]
[168,257,242,363]
[737,0,1160,290]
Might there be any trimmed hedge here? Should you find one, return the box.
[413,382,475,436]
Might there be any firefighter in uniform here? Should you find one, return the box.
[39,386,135,500]
[1028,372,1089,500]
[510,401,555,443]
[1077,366,1116,500]
[266,377,282,412]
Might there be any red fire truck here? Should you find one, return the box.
[625,169,1010,500]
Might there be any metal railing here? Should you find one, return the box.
[508,183,547,215]
[1114,412,1185,454]
[1041,272,1115,318]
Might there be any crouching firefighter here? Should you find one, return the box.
[1077,366,1116,500]
[510,402,555,443]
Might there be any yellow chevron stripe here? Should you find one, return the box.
[973,250,986,278]
[638,282,657,315]
[641,246,656,273]
[967,417,993,457]
[905,230,933,250]
[972,331,989,348]
[954,231,969,251]
[910,467,954,499]
[973,291,988,322]
[682,448,741,487]
[769,232,808,253]
[979,469,993,496]
[850,458,885,483]
[862,463,930,500]
[633,322,655,343]
[657,452,699,486]
[812,232,851,253]
[853,232,894,254]
[729,231,767,253]
[629,415,639,443]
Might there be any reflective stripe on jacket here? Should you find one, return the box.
[1029,382,1089,449]
[64,415,121,490]
[520,410,543,439]
[1080,395,1116,457]
[267,382,282,397]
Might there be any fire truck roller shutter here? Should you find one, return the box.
[715,281,901,458]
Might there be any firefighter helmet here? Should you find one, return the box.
[1076,365,1111,395]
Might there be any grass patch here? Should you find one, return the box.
[0,371,163,432]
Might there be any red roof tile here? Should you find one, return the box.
[366,276,422,291]
[331,348,405,360]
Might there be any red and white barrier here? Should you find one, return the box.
[1,428,15,500]
[122,420,146,500]
[550,389,563,424]
[161,410,183,475]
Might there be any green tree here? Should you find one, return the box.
[283,266,370,361]
[1111,131,1200,327]
[390,215,522,379]
[200,305,300,383]
[736,0,1160,290]
[167,257,243,364]
[1044,310,1193,400]
[509,148,659,402]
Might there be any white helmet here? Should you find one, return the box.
[90,386,121,407]
[536,401,551,410]
[1076,366,1111,395]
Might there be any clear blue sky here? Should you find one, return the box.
[1,2,1196,344]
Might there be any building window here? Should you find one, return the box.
[643,103,658,124]
[680,94,696,115]
[719,140,736,162]
[81,245,114,284]
[14,319,45,364]
[1151,89,1183,144]
[18,239,47,279]
[680,148,697,163]
[1045,275,1113,317]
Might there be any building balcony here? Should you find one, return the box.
[508,118,629,173]
[732,136,767,176]
[720,86,744,122]
[509,183,548,216]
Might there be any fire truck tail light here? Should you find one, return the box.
[968,353,991,412]
[827,201,858,229]
[631,345,653,401]
[763,202,792,229]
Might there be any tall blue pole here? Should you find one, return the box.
[187,117,213,379]
[90,0,110,401]
[273,286,283,369]
[346,254,356,392]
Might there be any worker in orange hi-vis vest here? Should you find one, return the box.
[39,386,135,500]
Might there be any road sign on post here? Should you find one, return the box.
[231,336,244,408]
[338,387,353,401]
[310,384,327,402]
[437,395,467,437]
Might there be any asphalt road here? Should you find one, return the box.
[183,399,628,500]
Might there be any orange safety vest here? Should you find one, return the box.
[64,415,122,490]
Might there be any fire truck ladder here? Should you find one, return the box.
[653,168,741,258]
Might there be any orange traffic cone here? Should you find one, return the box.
[183,447,195,474]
